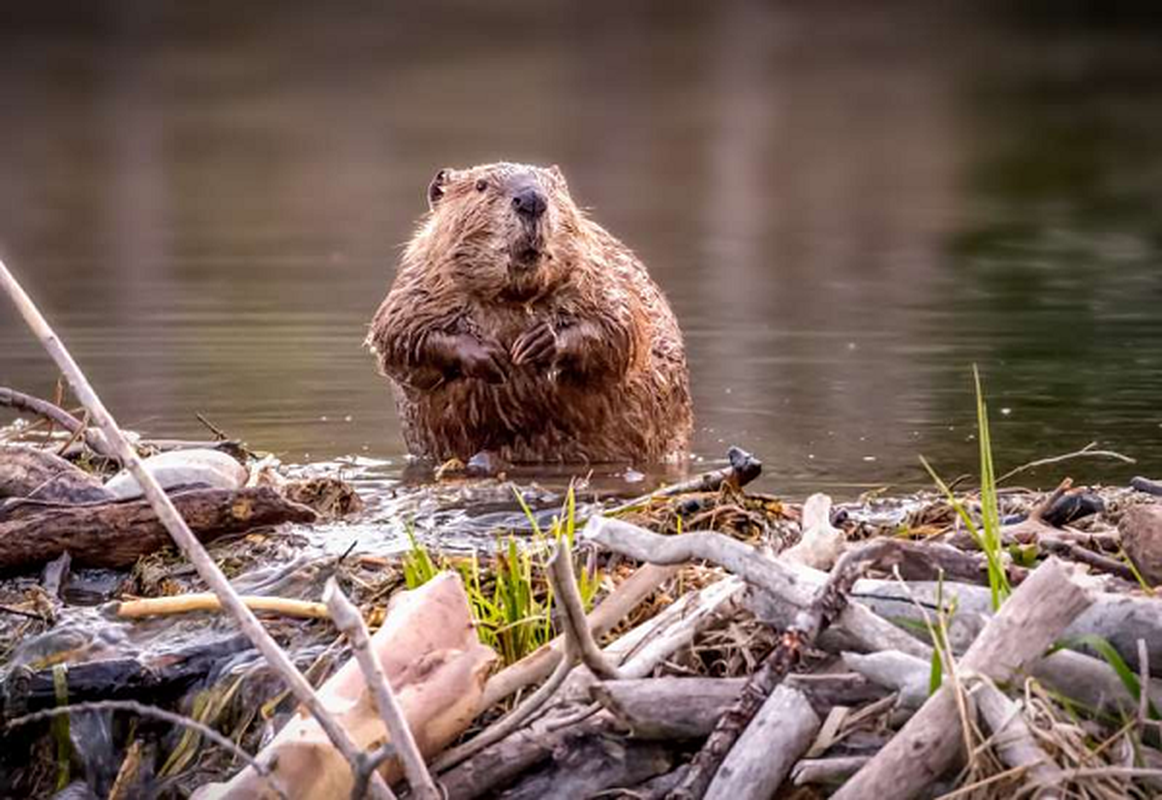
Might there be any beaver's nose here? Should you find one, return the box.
[512,188,547,220]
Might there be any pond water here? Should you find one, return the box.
[2,4,1161,516]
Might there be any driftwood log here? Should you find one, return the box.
[703,684,820,800]
[850,578,1162,669]
[438,713,619,800]
[833,558,1093,800]
[0,445,111,504]
[589,675,884,740]
[844,646,1162,724]
[0,487,316,572]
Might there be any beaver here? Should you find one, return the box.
[366,162,692,464]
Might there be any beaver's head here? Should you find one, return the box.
[413,162,582,301]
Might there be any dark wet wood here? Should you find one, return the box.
[0,635,253,719]
[0,445,111,504]
[497,735,672,800]
[0,487,316,572]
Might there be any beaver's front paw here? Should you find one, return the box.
[453,336,509,383]
[511,321,559,367]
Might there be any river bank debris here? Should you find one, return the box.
[1,259,1161,798]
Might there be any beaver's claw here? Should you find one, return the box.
[454,336,509,383]
[511,322,559,367]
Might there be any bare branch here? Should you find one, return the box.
[0,386,116,459]
[324,577,438,800]
[546,543,621,680]
[0,259,393,800]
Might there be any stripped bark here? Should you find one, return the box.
[974,675,1064,799]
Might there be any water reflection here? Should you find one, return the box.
[1,3,1160,501]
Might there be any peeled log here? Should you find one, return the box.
[0,487,316,572]
[201,572,497,800]
[833,558,1093,800]
[703,685,821,800]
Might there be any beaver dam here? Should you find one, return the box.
[0,262,1160,800]
[3,374,1162,800]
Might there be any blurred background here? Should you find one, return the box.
[1,1,1160,494]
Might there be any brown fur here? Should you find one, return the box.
[366,162,692,463]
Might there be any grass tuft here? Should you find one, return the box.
[920,365,1011,610]
[401,484,599,666]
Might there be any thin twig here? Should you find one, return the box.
[996,443,1135,485]
[324,577,438,800]
[6,699,287,800]
[55,409,90,456]
[0,386,116,459]
[195,412,230,441]
[546,542,621,680]
[606,446,762,516]
[0,259,393,800]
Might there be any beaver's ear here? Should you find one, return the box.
[548,164,567,188]
[427,168,450,210]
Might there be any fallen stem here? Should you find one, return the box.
[117,593,332,621]
[996,443,1134,485]
[0,386,116,459]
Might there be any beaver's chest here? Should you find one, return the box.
[464,299,558,354]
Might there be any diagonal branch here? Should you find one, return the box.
[546,542,622,680]
[323,578,439,800]
[0,259,393,800]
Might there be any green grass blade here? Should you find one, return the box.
[1065,634,1160,720]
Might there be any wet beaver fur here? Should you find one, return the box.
[366,162,691,463]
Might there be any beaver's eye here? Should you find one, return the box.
[475,179,488,192]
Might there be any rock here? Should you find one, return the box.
[1118,504,1162,587]
[1042,490,1105,527]
[103,449,247,500]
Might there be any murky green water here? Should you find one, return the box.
[2,4,1161,507]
